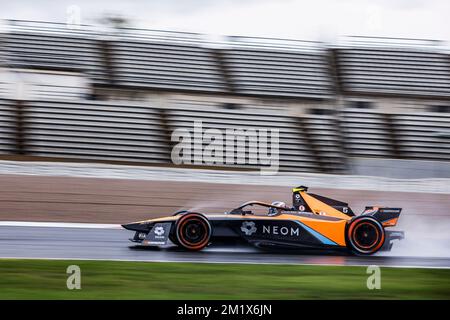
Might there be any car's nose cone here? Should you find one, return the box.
[121,222,150,232]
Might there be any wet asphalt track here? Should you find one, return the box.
[0,226,449,268]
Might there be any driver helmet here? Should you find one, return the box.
[268,201,287,216]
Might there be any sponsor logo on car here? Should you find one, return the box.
[241,221,257,235]
[241,221,300,237]
[154,226,165,236]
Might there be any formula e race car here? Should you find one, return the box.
[122,186,404,255]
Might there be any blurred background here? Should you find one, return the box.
[0,13,449,175]
[0,17,450,174]
[0,0,449,258]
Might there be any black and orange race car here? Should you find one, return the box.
[122,186,404,255]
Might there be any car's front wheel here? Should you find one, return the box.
[175,213,211,251]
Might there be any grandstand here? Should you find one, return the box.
[107,29,228,93]
[336,37,450,98]
[22,100,170,163]
[2,20,106,83]
[0,20,449,174]
[222,36,333,99]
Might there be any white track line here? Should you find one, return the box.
[0,221,122,229]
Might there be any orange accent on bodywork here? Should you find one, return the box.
[382,218,398,227]
[300,192,352,220]
[299,218,347,246]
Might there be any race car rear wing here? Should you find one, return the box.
[292,186,355,217]
[362,207,402,227]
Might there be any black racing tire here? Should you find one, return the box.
[175,213,211,251]
[346,216,385,255]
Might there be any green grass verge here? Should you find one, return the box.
[0,259,449,299]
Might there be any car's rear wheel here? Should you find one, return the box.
[347,217,385,255]
[175,213,211,251]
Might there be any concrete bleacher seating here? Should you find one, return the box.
[341,108,450,162]
[0,21,450,172]
[22,100,169,163]
[336,45,450,98]
[223,37,333,99]
[165,99,320,171]
[392,112,450,161]
[1,97,449,172]
[340,108,393,158]
[2,20,106,83]
[108,30,227,93]
[1,21,336,100]
[2,21,449,101]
